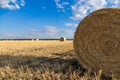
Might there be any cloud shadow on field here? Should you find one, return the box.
[0,50,86,76]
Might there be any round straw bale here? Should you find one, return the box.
[36,39,39,41]
[60,37,66,41]
[74,8,120,77]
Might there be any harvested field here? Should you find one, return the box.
[0,40,118,80]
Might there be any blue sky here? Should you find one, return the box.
[0,0,120,39]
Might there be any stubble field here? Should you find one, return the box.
[0,40,116,80]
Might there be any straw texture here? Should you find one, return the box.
[74,8,120,77]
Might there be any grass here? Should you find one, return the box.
[0,40,119,80]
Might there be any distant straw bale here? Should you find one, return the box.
[74,8,120,77]
[36,39,39,41]
[60,37,66,41]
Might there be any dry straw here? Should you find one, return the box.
[60,37,66,41]
[74,8,120,77]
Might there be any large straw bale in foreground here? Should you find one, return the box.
[74,8,120,77]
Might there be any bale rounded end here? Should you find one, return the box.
[74,8,120,77]
[60,37,66,41]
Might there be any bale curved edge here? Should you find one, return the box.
[60,37,66,41]
[74,8,120,77]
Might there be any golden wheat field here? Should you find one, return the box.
[0,40,118,80]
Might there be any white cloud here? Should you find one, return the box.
[20,0,25,6]
[28,25,75,39]
[70,0,107,20]
[0,0,25,10]
[4,33,13,36]
[63,29,75,39]
[44,25,59,37]
[54,0,120,20]
[65,23,78,27]
[70,0,120,20]
[25,25,60,39]
[43,26,75,39]
[0,25,75,39]
[54,0,69,9]
[62,2,69,5]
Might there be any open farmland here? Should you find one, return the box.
[0,40,117,80]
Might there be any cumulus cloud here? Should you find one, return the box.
[70,0,106,20]
[63,29,75,39]
[65,23,78,27]
[0,25,75,39]
[54,0,120,20]
[20,0,25,6]
[0,32,30,39]
[70,0,120,20]
[55,0,69,9]
[28,25,75,39]
[0,0,25,10]
[43,25,59,37]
